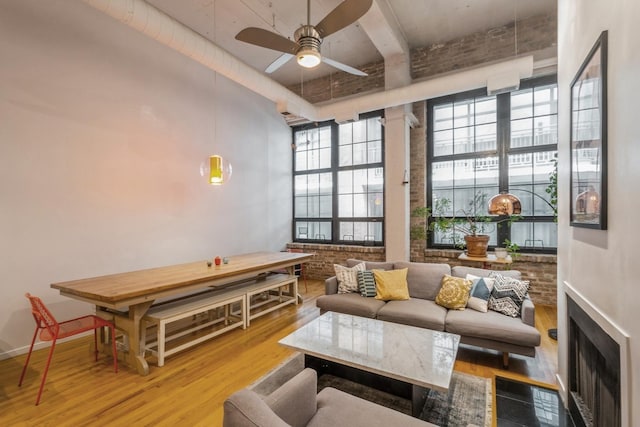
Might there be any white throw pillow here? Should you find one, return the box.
[334,263,366,294]
[465,273,495,313]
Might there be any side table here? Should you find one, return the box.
[458,253,513,269]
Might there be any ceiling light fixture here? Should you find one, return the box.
[295,25,322,68]
[297,46,321,68]
[235,0,372,75]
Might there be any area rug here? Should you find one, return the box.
[251,353,492,427]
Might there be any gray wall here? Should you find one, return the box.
[0,0,291,357]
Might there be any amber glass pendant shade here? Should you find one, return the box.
[200,155,232,185]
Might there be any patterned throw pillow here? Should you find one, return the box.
[373,269,410,301]
[357,270,377,297]
[487,272,530,318]
[465,274,495,313]
[435,275,473,310]
[334,262,366,294]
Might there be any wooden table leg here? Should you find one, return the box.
[113,301,153,376]
[286,265,304,304]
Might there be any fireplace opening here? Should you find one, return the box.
[568,297,620,427]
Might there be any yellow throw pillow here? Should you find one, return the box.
[373,268,410,301]
[435,275,473,310]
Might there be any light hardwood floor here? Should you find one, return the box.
[0,279,559,426]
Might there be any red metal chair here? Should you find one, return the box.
[18,293,118,405]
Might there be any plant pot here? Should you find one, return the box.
[464,235,490,257]
[494,248,508,259]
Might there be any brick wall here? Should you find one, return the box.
[409,101,428,261]
[287,243,385,279]
[287,60,385,104]
[287,13,557,103]
[418,250,557,306]
[288,243,557,306]
[410,14,557,80]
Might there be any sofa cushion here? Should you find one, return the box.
[357,270,377,297]
[265,368,318,427]
[373,269,410,301]
[223,389,290,427]
[445,309,541,347]
[487,272,530,318]
[435,275,473,310]
[393,262,451,300]
[334,262,366,294]
[452,266,521,280]
[465,275,495,313]
[316,293,386,318]
[347,258,395,270]
[376,298,448,331]
[311,387,436,427]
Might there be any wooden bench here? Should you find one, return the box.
[143,287,246,367]
[243,274,298,326]
[142,273,297,366]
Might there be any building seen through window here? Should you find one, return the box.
[293,113,384,245]
[428,76,558,252]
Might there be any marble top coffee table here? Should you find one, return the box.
[279,312,461,416]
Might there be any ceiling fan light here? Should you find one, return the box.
[297,47,321,68]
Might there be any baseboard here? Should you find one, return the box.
[0,332,92,361]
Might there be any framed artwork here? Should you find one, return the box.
[570,31,608,229]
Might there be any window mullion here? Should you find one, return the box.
[331,121,340,243]
[496,92,511,246]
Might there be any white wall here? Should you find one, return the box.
[0,0,291,357]
[557,0,640,423]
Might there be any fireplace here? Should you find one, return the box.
[567,296,620,427]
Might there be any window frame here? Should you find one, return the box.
[292,111,385,246]
[427,75,558,253]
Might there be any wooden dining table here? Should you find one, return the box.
[51,251,314,375]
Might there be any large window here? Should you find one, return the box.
[428,76,557,252]
[293,113,384,245]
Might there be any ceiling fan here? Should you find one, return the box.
[235,0,373,76]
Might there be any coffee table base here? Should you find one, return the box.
[305,354,429,418]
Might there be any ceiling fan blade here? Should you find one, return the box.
[315,0,373,38]
[235,27,299,54]
[322,56,368,76]
[265,53,294,73]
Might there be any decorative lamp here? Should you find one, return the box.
[488,191,522,215]
[200,155,232,185]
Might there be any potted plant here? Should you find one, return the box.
[432,192,494,257]
[411,192,519,258]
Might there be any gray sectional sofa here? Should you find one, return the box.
[316,259,541,367]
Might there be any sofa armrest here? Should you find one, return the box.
[223,389,290,427]
[325,276,338,294]
[521,298,535,327]
[264,368,318,427]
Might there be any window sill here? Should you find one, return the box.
[424,248,557,264]
[288,242,385,254]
